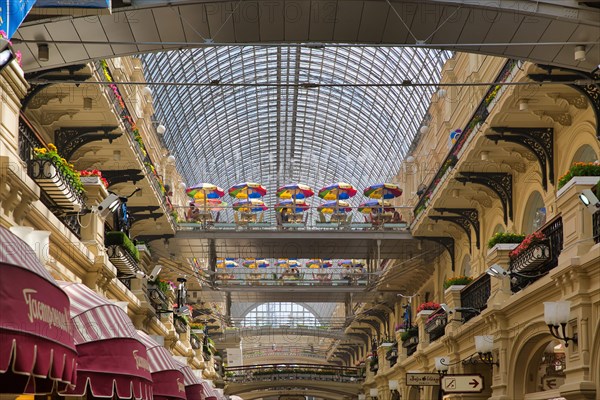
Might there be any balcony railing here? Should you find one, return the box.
[424,310,447,342]
[594,210,600,244]
[385,344,398,368]
[510,216,563,292]
[460,274,491,322]
[18,116,83,238]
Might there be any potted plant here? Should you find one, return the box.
[488,232,525,249]
[79,169,109,188]
[31,143,84,209]
[416,302,441,313]
[558,162,600,191]
[400,327,419,347]
[105,231,140,263]
[189,322,205,334]
[443,276,473,290]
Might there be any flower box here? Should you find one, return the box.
[31,161,83,211]
[80,176,103,185]
[556,176,600,199]
[510,242,551,273]
[444,285,466,295]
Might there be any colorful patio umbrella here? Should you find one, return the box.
[317,200,352,214]
[363,183,403,199]
[307,259,322,269]
[275,259,290,268]
[321,259,333,268]
[186,183,225,199]
[274,199,310,213]
[217,259,238,268]
[338,259,365,268]
[276,183,314,200]
[232,199,268,213]
[242,259,269,268]
[357,199,394,214]
[229,182,267,199]
[318,182,357,200]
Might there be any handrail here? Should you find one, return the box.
[460,273,491,322]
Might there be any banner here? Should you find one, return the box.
[0,0,37,39]
[34,0,110,8]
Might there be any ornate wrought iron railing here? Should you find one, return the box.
[147,285,170,314]
[424,310,447,341]
[385,343,398,368]
[509,216,563,292]
[18,116,83,238]
[460,274,491,322]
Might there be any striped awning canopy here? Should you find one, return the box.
[137,331,187,400]
[0,226,77,394]
[58,282,153,399]
[175,361,203,400]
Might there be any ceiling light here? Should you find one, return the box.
[420,125,429,134]
[156,124,166,135]
[574,45,586,62]
[405,155,415,163]
[38,43,49,62]
[519,99,529,111]
[437,88,447,98]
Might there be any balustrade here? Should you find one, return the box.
[593,210,600,244]
[510,216,563,292]
[460,274,491,322]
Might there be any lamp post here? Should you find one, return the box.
[544,301,578,347]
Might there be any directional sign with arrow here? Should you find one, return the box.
[440,374,484,393]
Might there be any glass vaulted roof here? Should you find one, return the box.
[142,46,450,202]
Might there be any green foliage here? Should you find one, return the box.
[400,326,418,342]
[33,143,84,195]
[487,232,526,248]
[557,162,600,189]
[443,276,473,289]
[105,231,140,262]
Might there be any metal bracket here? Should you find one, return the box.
[54,126,120,160]
[23,65,91,109]
[101,169,145,187]
[415,236,455,271]
[455,172,513,224]
[432,208,480,250]
[487,127,554,190]
[529,66,600,140]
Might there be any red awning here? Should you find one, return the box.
[0,226,77,394]
[175,361,204,400]
[137,331,187,400]
[58,282,153,399]
[201,381,218,400]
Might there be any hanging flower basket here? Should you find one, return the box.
[31,160,84,210]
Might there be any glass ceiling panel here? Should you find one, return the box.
[142,46,450,208]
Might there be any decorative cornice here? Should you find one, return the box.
[533,110,572,126]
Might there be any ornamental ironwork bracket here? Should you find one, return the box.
[529,66,600,140]
[486,127,554,190]
[101,169,145,187]
[23,64,91,109]
[432,207,480,250]
[455,172,513,224]
[414,236,455,271]
[54,126,120,160]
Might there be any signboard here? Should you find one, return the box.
[0,0,37,39]
[406,373,441,386]
[441,374,484,393]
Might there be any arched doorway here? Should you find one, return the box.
[513,337,566,399]
[407,386,420,400]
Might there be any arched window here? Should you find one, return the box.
[461,255,471,277]
[572,144,598,163]
[523,191,546,234]
[242,302,320,327]
[493,224,505,235]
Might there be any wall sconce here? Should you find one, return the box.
[518,99,529,111]
[369,388,378,400]
[544,301,578,347]
[574,45,586,62]
[579,189,600,214]
[474,335,499,367]
[38,43,50,62]
[388,380,400,400]
[0,38,16,73]
[83,97,93,110]
[434,357,449,375]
